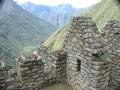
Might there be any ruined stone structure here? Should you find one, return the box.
[0,17,120,90]
[103,21,120,89]
[0,61,8,90]
[64,17,109,90]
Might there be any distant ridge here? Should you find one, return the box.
[0,0,56,66]
[19,2,86,27]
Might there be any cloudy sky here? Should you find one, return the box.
[14,0,101,8]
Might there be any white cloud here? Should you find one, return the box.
[14,0,101,8]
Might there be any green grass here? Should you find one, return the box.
[22,46,35,54]
[43,26,68,51]
[84,0,120,31]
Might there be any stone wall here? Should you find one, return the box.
[4,55,45,90]
[49,50,66,81]
[0,61,7,90]
[16,56,45,90]
[64,17,109,90]
[14,49,66,90]
[103,20,120,89]
[80,61,109,90]
[0,47,67,90]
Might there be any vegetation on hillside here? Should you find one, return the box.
[0,0,56,66]
[0,32,19,66]
[84,0,120,30]
[43,27,68,51]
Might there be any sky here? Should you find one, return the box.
[14,0,101,8]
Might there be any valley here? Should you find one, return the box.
[19,2,87,27]
[0,0,86,67]
[0,0,56,66]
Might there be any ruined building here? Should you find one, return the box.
[0,17,120,90]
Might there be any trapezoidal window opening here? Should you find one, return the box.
[77,59,81,72]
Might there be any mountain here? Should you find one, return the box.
[43,26,68,51]
[43,0,120,51]
[0,31,19,67]
[18,2,86,27]
[84,0,120,30]
[0,0,56,66]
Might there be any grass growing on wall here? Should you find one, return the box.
[92,51,108,62]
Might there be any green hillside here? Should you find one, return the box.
[84,0,120,30]
[43,27,68,51]
[0,32,19,67]
[0,0,56,66]
[43,0,120,50]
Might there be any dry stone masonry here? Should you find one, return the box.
[103,20,120,89]
[64,17,109,90]
[0,48,67,90]
[48,50,66,81]
[0,61,8,90]
[0,16,120,90]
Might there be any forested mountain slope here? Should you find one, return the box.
[0,0,56,66]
